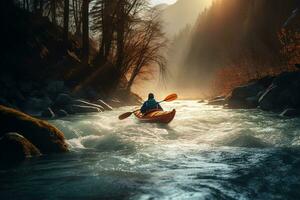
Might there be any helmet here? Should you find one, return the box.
[148,93,154,100]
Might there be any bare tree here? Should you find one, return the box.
[125,9,167,90]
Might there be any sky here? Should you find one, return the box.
[150,0,177,5]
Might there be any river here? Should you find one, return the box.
[1,101,300,199]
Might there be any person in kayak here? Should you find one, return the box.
[141,93,163,114]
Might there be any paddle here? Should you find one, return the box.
[118,93,178,120]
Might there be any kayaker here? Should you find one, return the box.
[141,93,163,114]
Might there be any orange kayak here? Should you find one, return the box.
[134,109,176,124]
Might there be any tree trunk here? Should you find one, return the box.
[39,0,44,15]
[33,0,38,13]
[25,0,29,10]
[97,0,114,64]
[63,0,70,52]
[116,0,125,71]
[82,0,89,66]
[51,0,57,25]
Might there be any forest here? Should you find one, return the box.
[173,0,300,96]
[2,0,167,101]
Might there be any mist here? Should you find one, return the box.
[132,0,213,99]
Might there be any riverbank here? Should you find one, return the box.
[207,70,300,118]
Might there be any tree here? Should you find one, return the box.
[125,10,167,90]
[63,0,70,50]
[82,0,90,65]
[50,0,57,25]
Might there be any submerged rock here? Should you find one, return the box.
[223,134,270,148]
[57,109,68,117]
[0,105,68,154]
[71,105,101,113]
[0,133,41,163]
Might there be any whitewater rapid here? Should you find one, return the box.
[1,101,300,199]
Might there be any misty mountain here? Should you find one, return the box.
[178,0,299,92]
[157,0,212,37]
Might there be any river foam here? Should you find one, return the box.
[1,101,300,199]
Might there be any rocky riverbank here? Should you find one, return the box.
[0,75,142,119]
[207,70,300,118]
[0,105,68,167]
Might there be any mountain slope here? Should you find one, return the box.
[159,0,212,37]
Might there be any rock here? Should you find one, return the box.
[259,72,300,111]
[46,80,65,95]
[95,99,113,111]
[0,133,41,163]
[57,109,68,117]
[71,105,101,113]
[209,96,226,102]
[41,107,55,118]
[258,85,279,111]
[280,108,300,118]
[24,97,52,113]
[55,93,73,106]
[72,99,104,111]
[0,98,12,108]
[0,105,68,154]
[227,81,265,109]
[208,98,226,106]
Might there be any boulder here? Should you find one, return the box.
[0,133,41,163]
[24,97,52,113]
[72,99,104,111]
[71,105,101,113]
[41,107,55,118]
[0,105,68,154]
[57,109,68,117]
[95,99,113,111]
[55,93,73,106]
[259,72,300,111]
[280,108,300,118]
[227,81,265,109]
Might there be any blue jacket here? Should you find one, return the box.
[141,98,163,114]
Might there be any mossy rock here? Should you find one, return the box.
[0,105,68,154]
[0,133,41,163]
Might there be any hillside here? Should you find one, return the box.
[158,0,212,37]
[177,0,299,95]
